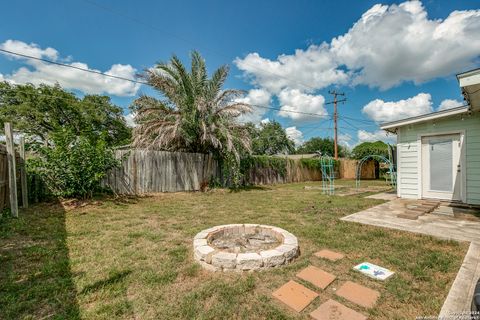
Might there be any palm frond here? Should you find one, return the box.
[133,51,253,157]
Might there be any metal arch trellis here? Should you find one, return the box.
[355,155,397,190]
[320,155,335,195]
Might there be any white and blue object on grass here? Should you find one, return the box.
[354,262,394,281]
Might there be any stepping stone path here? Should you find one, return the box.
[314,249,345,261]
[296,266,336,290]
[272,248,382,319]
[335,281,380,309]
[272,280,318,312]
[310,299,367,320]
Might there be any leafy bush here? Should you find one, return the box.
[352,141,390,159]
[28,130,119,198]
[296,137,346,157]
[248,121,295,155]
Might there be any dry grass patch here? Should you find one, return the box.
[0,180,468,319]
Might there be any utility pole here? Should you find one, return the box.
[325,91,346,160]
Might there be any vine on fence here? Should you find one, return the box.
[299,158,340,171]
[240,155,289,177]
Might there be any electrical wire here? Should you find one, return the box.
[0,48,149,85]
[78,0,324,93]
[0,48,332,118]
[339,115,377,124]
[0,85,330,118]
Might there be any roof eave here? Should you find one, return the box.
[380,106,469,131]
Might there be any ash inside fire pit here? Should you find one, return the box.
[193,224,299,271]
[210,231,280,253]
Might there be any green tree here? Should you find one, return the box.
[250,121,295,155]
[132,51,252,160]
[28,130,119,199]
[351,141,389,159]
[296,137,345,157]
[0,82,131,146]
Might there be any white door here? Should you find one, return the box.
[421,134,463,201]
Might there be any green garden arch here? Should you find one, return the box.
[320,155,335,195]
[355,155,396,190]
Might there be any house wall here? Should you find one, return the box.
[397,111,480,204]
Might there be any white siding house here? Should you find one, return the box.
[381,68,480,205]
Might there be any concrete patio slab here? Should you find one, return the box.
[272,280,318,312]
[365,191,397,201]
[310,299,367,320]
[335,281,380,309]
[342,199,480,316]
[341,199,480,243]
[296,265,336,290]
[314,249,345,262]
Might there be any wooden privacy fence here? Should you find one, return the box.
[0,123,28,216]
[0,144,10,211]
[103,149,220,194]
[338,158,376,179]
[104,150,327,194]
[104,150,380,195]
[243,159,323,185]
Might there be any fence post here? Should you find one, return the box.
[19,136,28,208]
[5,123,18,217]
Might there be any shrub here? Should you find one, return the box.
[28,130,119,199]
[352,141,390,160]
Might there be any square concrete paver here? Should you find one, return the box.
[335,281,380,308]
[296,265,336,290]
[272,280,318,312]
[310,299,367,320]
[314,249,345,262]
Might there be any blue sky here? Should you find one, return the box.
[1,0,479,147]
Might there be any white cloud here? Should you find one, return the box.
[362,93,433,123]
[278,89,328,121]
[235,1,480,91]
[236,88,272,123]
[338,133,353,149]
[0,39,59,60]
[358,129,396,144]
[285,126,304,146]
[260,118,270,124]
[331,1,480,89]
[438,99,463,111]
[124,113,136,127]
[234,46,348,94]
[0,40,141,97]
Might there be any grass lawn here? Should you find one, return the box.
[0,180,468,319]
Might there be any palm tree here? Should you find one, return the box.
[132,51,252,160]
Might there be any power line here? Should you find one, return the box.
[0,85,331,119]
[0,43,349,121]
[340,115,376,124]
[78,0,323,93]
[340,117,362,131]
[248,104,329,117]
[0,48,149,85]
[338,116,378,128]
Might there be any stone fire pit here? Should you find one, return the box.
[193,224,299,271]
